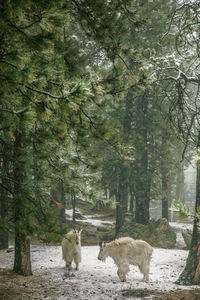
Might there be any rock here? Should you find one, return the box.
[97,226,110,232]
[117,218,176,248]
[74,212,87,220]
[182,229,192,249]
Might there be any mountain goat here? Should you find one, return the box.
[62,228,82,270]
[98,237,153,282]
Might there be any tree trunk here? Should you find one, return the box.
[134,94,150,225]
[177,159,200,285]
[13,231,32,276]
[129,190,135,213]
[51,182,66,224]
[161,170,169,220]
[0,192,8,249]
[134,138,150,225]
[175,162,185,202]
[13,131,32,276]
[0,146,9,249]
[162,195,168,220]
[115,163,128,236]
[71,190,76,223]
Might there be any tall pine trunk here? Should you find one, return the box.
[13,130,32,276]
[0,145,9,249]
[177,159,200,285]
[115,163,128,236]
[161,135,169,220]
[134,95,150,225]
[175,162,185,202]
[51,182,66,224]
[13,231,32,276]
[161,175,169,220]
[71,190,76,223]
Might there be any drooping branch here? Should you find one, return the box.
[21,83,69,100]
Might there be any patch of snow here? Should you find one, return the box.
[0,244,193,297]
[28,246,199,298]
[169,222,193,231]
[1,231,199,299]
[65,209,114,227]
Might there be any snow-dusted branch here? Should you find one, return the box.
[156,66,200,84]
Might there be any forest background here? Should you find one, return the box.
[0,0,200,286]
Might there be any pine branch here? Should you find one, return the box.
[21,83,68,100]
[156,67,200,84]
[0,106,28,115]
[0,182,13,195]
[0,60,18,70]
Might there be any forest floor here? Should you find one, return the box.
[0,209,200,300]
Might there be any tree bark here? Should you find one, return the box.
[13,231,32,276]
[129,190,135,213]
[51,182,66,224]
[177,159,200,285]
[0,146,9,249]
[162,195,168,220]
[134,94,150,225]
[0,191,8,249]
[161,169,169,220]
[175,162,185,202]
[13,131,32,276]
[71,190,76,223]
[115,163,128,236]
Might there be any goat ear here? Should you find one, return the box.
[102,241,107,247]
[100,241,106,248]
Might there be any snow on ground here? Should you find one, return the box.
[1,241,199,300]
[32,245,190,292]
[65,209,114,227]
[169,222,193,231]
[1,219,198,299]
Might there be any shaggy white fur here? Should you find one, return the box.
[62,229,82,271]
[98,237,153,282]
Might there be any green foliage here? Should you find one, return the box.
[36,206,69,243]
[171,201,192,220]
[195,205,200,221]
[0,0,197,250]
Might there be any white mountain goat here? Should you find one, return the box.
[97,237,153,282]
[62,228,82,270]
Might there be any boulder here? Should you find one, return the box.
[117,218,176,248]
[74,212,87,220]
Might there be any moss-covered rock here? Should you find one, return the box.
[117,218,176,248]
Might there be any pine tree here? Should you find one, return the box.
[160,1,200,285]
[0,0,148,275]
[177,159,200,285]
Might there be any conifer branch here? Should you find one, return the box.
[0,106,28,115]
[21,84,68,100]
[0,60,18,70]
[156,67,200,84]
[80,108,97,129]
[0,182,13,195]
